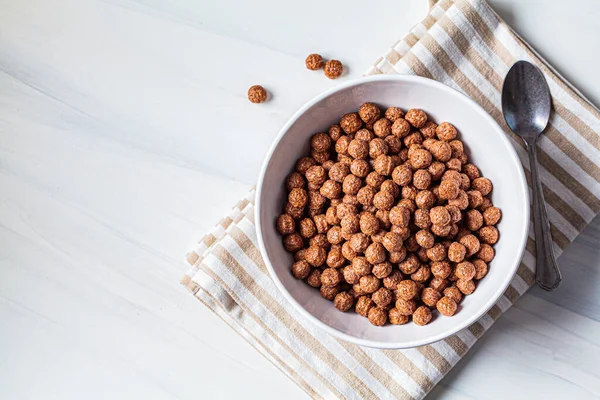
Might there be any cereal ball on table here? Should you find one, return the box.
[405,109,428,128]
[389,308,410,325]
[334,291,355,312]
[324,60,343,79]
[305,53,324,70]
[413,306,432,326]
[355,296,375,317]
[437,296,458,316]
[247,85,267,103]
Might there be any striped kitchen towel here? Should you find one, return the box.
[181,0,600,398]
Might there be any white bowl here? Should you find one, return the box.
[256,75,529,349]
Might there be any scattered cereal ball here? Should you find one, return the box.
[456,279,475,295]
[395,298,417,315]
[413,306,432,326]
[448,190,469,210]
[321,268,342,287]
[340,113,362,134]
[320,180,342,199]
[479,226,499,244]
[483,207,502,226]
[291,261,311,279]
[383,270,403,289]
[436,122,457,141]
[328,162,351,183]
[324,59,343,79]
[391,118,411,138]
[365,242,386,265]
[360,275,380,294]
[372,261,393,279]
[305,245,326,267]
[248,85,268,103]
[283,233,304,252]
[373,190,394,210]
[368,307,388,326]
[421,287,442,307]
[320,285,340,300]
[285,172,306,191]
[448,242,467,262]
[443,286,463,303]
[352,256,372,276]
[455,261,476,280]
[392,164,413,186]
[437,296,458,316]
[472,177,493,196]
[389,308,410,324]
[429,276,450,292]
[472,258,489,280]
[334,291,355,312]
[306,269,322,287]
[410,148,433,170]
[466,190,483,209]
[350,159,371,178]
[430,206,451,226]
[329,124,343,141]
[463,164,480,180]
[359,213,379,236]
[355,296,374,317]
[385,107,405,122]
[358,102,381,124]
[343,265,360,284]
[405,109,428,128]
[369,138,388,159]
[372,287,393,308]
[347,139,369,159]
[276,214,296,235]
[413,169,432,190]
[284,202,304,219]
[373,118,392,138]
[415,229,435,249]
[305,53,324,70]
[459,234,481,257]
[397,280,419,300]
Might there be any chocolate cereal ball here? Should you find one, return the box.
[340,113,362,134]
[438,179,460,200]
[291,260,311,279]
[413,306,432,326]
[276,214,295,235]
[373,190,394,210]
[437,296,458,316]
[355,128,374,142]
[324,59,343,79]
[389,308,410,324]
[477,243,495,262]
[284,202,303,220]
[373,155,395,176]
[369,138,388,159]
[352,256,372,276]
[413,169,432,190]
[373,118,392,138]
[429,277,450,292]
[430,141,452,162]
[328,162,350,183]
[395,298,417,315]
[448,190,469,210]
[415,229,435,249]
[472,177,493,196]
[420,121,438,139]
[321,268,342,287]
[321,285,340,300]
[479,226,499,244]
[448,242,467,263]
[421,287,442,307]
[360,274,380,294]
[405,109,428,128]
[385,107,405,122]
[329,124,343,141]
[473,259,489,280]
[342,174,362,195]
[311,132,332,152]
[358,102,381,124]
[430,206,451,226]
[283,233,304,252]
[298,218,316,238]
[349,233,369,253]
[410,149,433,169]
[305,166,326,187]
[372,261,393,279]
[372,287,393,307]
[392,164,413,186]
[392,119,412,140]
[397,280,419,300]
[341,241,357,261]
[350,159,370,178]
[248,85,267,103]
[305,245,326,267]
[285,172,306,191]
[334,291,355,312]
[380,180,399,198]
[424,244,445,263]
[320,180,342,199]
[343,265,360,284]
[368,307,388,326]
[463,163,480,180]
[365,242,386,265]
[305,53,324,70]
[460,234,481,257]
[288,188,308,208]
[306,269,322,288]
[335,135,351,155]
[431,223,452,237]
[383,270,403,289]
[355,296,374,317]
[436,122,457,141]
[483,207,502,226]
[457,278,475,295]
[389,205,410,227]
[455,261,476,280]
[443,286,463,303]
[467,190,484,209]
[348,139,369,159]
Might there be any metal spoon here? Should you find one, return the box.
[502,60,561,291]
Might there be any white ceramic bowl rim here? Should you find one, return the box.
[255,74,529,349]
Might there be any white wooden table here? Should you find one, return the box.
[1,0,599,398]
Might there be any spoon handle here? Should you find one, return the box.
[528,141,562,291]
